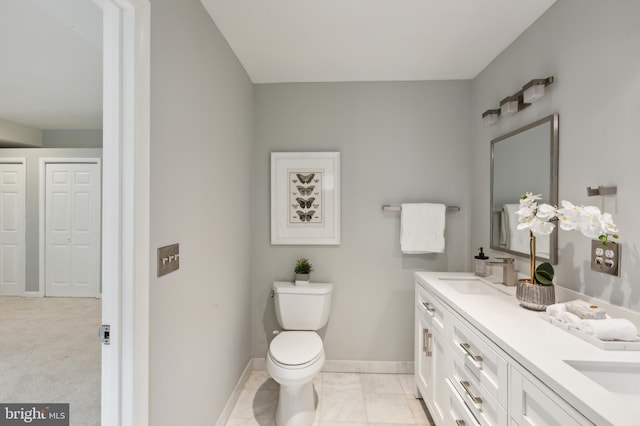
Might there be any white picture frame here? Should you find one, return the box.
[271,152,341,245]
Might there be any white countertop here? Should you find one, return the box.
[414,271,640,426]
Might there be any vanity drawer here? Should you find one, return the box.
[446,378,480,426]
[450,352,508,426]
[451,315,508,408]
[416,283,448,335]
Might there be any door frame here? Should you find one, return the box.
[97,0,150,425]
[0,158,26,297]
[38,158,102,298]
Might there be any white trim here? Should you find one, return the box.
[38,158,102,298]
[0,158,27,164]
[215,360,254,426]
[97,0,150,425]
[24,291,41,298]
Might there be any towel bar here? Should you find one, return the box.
[381,204,460,212]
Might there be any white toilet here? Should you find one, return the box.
[266,281,333,426]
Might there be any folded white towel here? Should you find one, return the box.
[400,203,446,254]
[556,311,581,327]
[579,319,639,341]
[545,303,566,317]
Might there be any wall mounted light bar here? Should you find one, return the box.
[482,76,554,126]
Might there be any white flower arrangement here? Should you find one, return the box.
[516,192,619,243]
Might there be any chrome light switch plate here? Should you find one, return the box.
[591,240,620,276]
[158,243,180,277]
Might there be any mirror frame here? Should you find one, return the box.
[490,113,559,264]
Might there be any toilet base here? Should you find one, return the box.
[275,381,317,426]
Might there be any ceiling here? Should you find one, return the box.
[201,0,557,83]
[0,0,556,131]
[0,0,102,130]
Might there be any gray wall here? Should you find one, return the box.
[149,0,254,424]
[42,129,102,148]
[471,0,640,311]
[251,82,472,362]
[0,148,102,292]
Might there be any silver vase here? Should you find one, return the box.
[516,279,555,311]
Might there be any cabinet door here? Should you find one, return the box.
[430,326,450,425]
[510,367,593,426]
[416,309,433,402]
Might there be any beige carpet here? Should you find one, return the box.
[0,296,101,426]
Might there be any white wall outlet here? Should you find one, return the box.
[590,240,620,276]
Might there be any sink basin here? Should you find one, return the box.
[564,360,640,405]
[437,276,511,296]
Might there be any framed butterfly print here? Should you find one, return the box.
[271,152,341,245]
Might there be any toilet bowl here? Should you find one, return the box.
[266,282,333,426]
[267,331,324,426]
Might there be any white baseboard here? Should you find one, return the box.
[215,359,253,426]
[24,291,42,298]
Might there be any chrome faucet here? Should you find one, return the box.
[487,258,518,286]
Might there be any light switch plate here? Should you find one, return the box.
[158,243,180,277]
[590,240,620,276]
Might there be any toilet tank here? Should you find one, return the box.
[273,281,333,330]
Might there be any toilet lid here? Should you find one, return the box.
[269,331,323,366]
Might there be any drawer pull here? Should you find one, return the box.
[459,342,483,363]
[422,302,436,316]
[460,380,483,405]
[455,421,466,426]
[423,328,432,356]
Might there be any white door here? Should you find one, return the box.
[0,161,26,296]
[45,162,101,297]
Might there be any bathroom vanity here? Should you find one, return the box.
[414,271,640,426]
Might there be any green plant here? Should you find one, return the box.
[534,262,555,286]
[294,258,313,275]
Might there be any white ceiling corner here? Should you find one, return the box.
[200,0,557,84]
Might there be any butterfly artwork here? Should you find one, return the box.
[295,197,315,209]
[296,185,315,196]
[296,210,316,222]
[296,173,315,184]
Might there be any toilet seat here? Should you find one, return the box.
[269,331,323,368]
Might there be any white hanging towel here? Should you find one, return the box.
[400,203,446,254]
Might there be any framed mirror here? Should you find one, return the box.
[490,114,559,264]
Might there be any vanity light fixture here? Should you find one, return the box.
[499,95,520,116]
[482,109,500,126]
[522,77,555,103]
[481,76,555,126]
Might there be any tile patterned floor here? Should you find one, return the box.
[226,371,435,426]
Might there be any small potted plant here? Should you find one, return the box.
[294,258,313,285]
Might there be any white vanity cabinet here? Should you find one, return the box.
[414,273,602,426]
[415,283,451,425]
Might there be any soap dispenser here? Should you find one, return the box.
[474,247,489,277]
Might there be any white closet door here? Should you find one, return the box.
[45,163,101,297]
[0,161,26,296]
